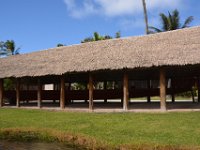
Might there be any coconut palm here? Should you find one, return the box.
[81,31,120,43]
[149,9,193,33]
[115,31,121,38]
[0,41,7,57]
[4,40,20,55]
[81,32,105,43]
[57,43,64,47]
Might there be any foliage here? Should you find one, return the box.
[3,79,14,90]
[0,41,8,57]
[176,86,197,98]
[81,31,121,43]
[71,83,87,90]
[115,31,121,38]
[149,9,193,33]
[57,43,64,47]
[4,40,20,55]
[0,40,20,57]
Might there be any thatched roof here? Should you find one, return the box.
[0,26,200,79]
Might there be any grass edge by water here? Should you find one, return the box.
[0,128,199,150]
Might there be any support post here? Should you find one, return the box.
[26,83,29,103]
[123,72,129,111]
[104,81,107,103]
[68,82,71,104]
[53,84,56,103]
[160,68,166,111]
[147,79,151,103]
[37,79,42,108]
[60,76,65,109]
[171,78,175,103]
[89,73,94,110]
[198,78,200,103]
[0,79,3,107]
[16,78,20,107]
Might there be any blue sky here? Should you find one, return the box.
[0,0,199,54]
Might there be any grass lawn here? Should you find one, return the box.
[0,108,200,149]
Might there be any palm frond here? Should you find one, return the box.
[172,9,180,29]
[148,26,162,33]
[14,47,20,55]
[182,16,194,28]
[167,11,173,30]
[159,13,168,31]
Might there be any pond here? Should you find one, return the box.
[0,140,81,150]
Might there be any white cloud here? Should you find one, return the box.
[63,0,97,18]
[63,0,185,33]
[63,0,183,18]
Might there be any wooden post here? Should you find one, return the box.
[60,76,65,109]
[147,79,151,103]
[37,79,42,108]
[104,81,107,103]
[171,78,175,103]
[160,68,166,111]
[53,84,56,104]
[123,72,129,111]
[0,79,3,107]
[68,82,71,104]
[89,73,94,110]
[198,78,200,103]
[26,83,29,104]
[16,78,20,107]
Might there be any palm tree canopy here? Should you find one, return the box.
[0,41,7,57]
[149,9,193,33]
[81,31,121,43]
[4,40,20,55]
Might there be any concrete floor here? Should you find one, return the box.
[3,99,200,112]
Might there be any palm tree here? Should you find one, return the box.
[115,31,121,38]
[142,0,149,34]
[81,31,120,43]
[0,41,7,57]
[57,43,64,47]
[4,40,20,55]
[149,9,193,33]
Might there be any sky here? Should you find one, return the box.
[0,0,199,54]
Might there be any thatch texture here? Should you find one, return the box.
[0,26,200,79]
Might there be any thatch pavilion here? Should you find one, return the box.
[0,26,200,111]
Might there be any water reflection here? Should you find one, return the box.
[0,141,78,150]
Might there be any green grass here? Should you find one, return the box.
[1,108,200,149]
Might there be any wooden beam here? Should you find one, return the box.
[37,79,42,108]
[147,79,151,103]
[60,76,65,109]
[123,72,129,111]
[16,78,20,107]
[0,79,3,107]
[89,73,94,110]
[160,68,166,111]
[104,81,107,103]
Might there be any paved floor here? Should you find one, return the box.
[3,100,200,112]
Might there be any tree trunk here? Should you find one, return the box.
[142,0,149,34]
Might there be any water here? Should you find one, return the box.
[0,141,79,150]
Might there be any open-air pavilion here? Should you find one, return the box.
[0,26,200,112]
